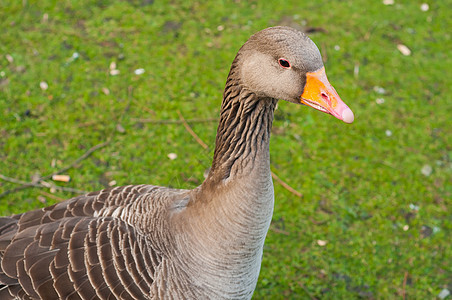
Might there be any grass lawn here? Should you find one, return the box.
[1,0,450,298]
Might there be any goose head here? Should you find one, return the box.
[237,26,354,123]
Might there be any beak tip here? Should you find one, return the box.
[341,108,354,124]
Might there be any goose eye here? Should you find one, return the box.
[278,58,291,69]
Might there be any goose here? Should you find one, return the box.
[0,26,353,300]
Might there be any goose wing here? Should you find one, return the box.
[0,185,168,300]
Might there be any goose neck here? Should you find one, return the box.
[205,84,277,185]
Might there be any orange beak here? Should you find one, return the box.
[301,67,354,123]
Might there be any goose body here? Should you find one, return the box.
[0,27,353,299]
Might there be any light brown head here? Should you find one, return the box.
[234,26,354,123]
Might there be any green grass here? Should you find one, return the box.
[1,0,450,298]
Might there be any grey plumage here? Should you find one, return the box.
[0,26,347,299]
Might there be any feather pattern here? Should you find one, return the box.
[0,186,174,299]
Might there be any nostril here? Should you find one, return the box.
[321,92,329,101]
